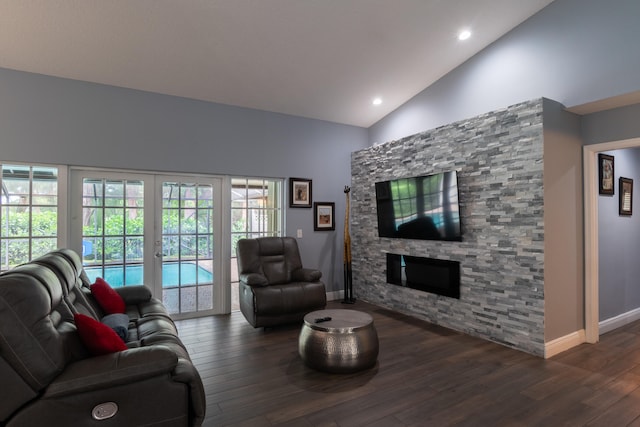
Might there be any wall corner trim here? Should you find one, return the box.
[544,330,586,359]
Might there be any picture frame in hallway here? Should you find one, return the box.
[619,177,633,216]
[314,202,335,231]
[289,178,312,208]
[598,153,615,195]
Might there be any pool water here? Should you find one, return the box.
[84,262,213,288]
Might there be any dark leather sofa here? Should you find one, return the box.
[236,237,326,327]
[0,248,205,427]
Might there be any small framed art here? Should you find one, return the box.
[619,177,633,216]
[313,202,335,231]
[289,178,312,208]
[598,153,614,195]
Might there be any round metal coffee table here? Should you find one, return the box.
[298,309,379,373]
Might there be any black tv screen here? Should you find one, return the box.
[375,171,461,241]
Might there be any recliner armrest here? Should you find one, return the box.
[239,273,269,287]
[44,346,178,398]
[292,268,322,282]
[115,285,152,304]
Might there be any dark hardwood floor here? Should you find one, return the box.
[176,300,640,426]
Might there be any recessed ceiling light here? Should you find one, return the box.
[372,97,382,106]
[458,29,471,41]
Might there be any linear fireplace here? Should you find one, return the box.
[386,253,460,299]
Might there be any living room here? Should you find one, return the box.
[1,0,640,424]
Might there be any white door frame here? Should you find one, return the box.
[70,168,230,318]
[69,169,156,286]
[583,137,640,342]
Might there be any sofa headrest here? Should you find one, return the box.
[256,237,285,256]
[52,248,84,277]
[6,263,65,306]
[32,249,84,296]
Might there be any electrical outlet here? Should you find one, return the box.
[297,229,303,238]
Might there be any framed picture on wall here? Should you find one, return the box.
[619,177,633,216]
[598,153,615,195]
[289,178,312,208]
[313,202,335,231]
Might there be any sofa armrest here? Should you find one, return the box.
[115,285,152,305]
[44,346,177,398]
[173,358,207,425]
[292,268,322,282]
[239,273,268,287]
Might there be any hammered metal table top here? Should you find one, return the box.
[303,309,373,333]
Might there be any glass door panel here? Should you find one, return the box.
[229,178,283,311]
[158,179,220,316]
[81,178,145,287]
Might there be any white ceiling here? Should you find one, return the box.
[0,0,555,127]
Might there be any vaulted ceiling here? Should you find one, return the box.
[0,0,555,127]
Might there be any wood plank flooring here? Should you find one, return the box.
[175,300,640,426]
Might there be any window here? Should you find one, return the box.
[0,164,58,271]
[230,177,283,310]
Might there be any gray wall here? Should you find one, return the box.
[582,104,640,147]
[0,67,369,292]
[352,99,548,356]
[369,0,640,146]
[598,148,640,321]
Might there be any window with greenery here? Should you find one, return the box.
[0,164,58,271]
[160,181,215,314]
[230,178,283,310]
[81,178,145,286]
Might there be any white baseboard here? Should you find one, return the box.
[545,308,640,358]
[326,290,344,301]
[599,307,640,335]
[545,329,586,359]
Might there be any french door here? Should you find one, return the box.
[70,170,224,318]
[155,176,222,317]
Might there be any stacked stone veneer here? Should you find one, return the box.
[352,99,545,356]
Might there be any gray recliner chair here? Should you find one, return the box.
[236,236,326,327]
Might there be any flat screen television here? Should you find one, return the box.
[375,170,461,241]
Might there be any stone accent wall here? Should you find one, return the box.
[351,99,545,356]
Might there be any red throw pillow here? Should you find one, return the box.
[90,278,126,314]
[74,313,128,356]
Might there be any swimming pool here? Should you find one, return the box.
[84,262,213,287]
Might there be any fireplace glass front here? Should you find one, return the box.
[386,253,460,299]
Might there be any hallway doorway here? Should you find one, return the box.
[584,137,640,342]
